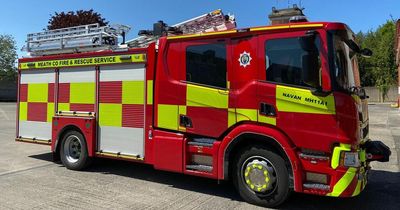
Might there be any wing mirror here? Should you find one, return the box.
[360,48,373,58]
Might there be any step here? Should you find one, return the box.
[188,138,216,147]
[186,164,213,173]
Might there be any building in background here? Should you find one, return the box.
[396,20,400,105]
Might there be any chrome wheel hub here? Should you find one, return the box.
[64,135,82,163]
[242,158,277,193]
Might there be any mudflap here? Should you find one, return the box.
[363,140,391,162]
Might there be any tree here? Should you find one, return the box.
[47,9,109,30]
[356,20,397,102]
[371,21,397,101]
[0,34,17,82]
[356,31,376,86]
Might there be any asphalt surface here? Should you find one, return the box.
[0,102,399,210]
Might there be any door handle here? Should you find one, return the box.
[260,103,276,116]
[218,89,229,95]
[180,115,193,128]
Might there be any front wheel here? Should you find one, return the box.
[233,146,290,207]
[60,130,92,170]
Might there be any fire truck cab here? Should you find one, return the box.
[17,10,391,207]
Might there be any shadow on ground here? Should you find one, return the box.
[30,152,400,210]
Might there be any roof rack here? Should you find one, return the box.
[127,9,236,48]
[23,23,130,56]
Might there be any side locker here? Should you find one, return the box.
[18,69,56,142]
[97,63,146,158]
[54,66,97,154]
[57,67,96,113]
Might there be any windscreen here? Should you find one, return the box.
[329,30,361,91]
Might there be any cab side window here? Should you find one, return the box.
[265,37,321,88]
[186,43,227,89]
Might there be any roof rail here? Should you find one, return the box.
[23,23,130,56]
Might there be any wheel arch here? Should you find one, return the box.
[218,124,301,191]
[54,125,85,158]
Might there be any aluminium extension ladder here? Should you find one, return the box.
[24,23,130,56]
[127,9,237,48]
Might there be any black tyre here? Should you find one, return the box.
[60,130,92,170]
[233,146,290,207]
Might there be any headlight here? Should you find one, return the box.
[343,152,360,167]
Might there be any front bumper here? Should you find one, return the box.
[326,140,390,197]
[327,166,368,197]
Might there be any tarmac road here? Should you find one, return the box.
[0,102,399,209]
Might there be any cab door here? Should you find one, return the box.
[257,31,337,151]
[154,38,231,138]
[181,39,231,138]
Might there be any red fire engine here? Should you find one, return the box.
[17,9,391,207]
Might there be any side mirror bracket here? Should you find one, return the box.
[311,86,331,97]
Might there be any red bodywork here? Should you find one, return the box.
[17,22,366,197]
[52,116,97,156]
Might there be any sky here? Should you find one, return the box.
[0,0,399,58]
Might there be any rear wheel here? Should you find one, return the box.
[233,146,290,207]
[60,130,91,170]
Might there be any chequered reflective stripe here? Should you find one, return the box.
[157,104,187,131]
[99,81,144,128]
[19,83,55,122]
[147,80,153,105]
[235,108,276,126]
[186,84,228,108]
[157,83,276,132]
[57,82,95,112]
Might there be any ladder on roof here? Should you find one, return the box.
[24,23,130,56]
[127,9,237,48]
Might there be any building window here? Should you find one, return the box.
[186,43,227,89]
[265,37,321,88]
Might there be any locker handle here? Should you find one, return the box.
[260,103,276,116]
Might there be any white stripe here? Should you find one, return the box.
[21,70,55,84]
[19,121,52,140]
[100,64,145,82]
[59,67,95,83]
[99,126,144,156]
